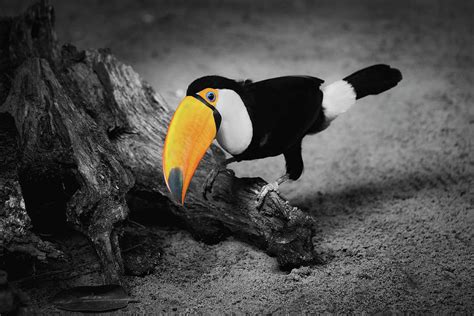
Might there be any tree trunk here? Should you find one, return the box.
[0,112,62,272]
[0,0,317,283]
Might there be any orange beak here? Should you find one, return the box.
[163,95,219,204]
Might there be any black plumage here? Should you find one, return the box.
[344,64,402,99]
[188,75,325,180]
[187,64,402,183]
[235,76,325,180]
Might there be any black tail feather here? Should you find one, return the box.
[343,64,402,99]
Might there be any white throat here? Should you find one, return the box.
[215,89,253,155]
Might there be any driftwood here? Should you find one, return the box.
[0,1,316,283]
[0,113,62,266]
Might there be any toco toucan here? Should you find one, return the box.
[163,64,402,206]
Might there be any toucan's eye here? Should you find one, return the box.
[206,91,216,102]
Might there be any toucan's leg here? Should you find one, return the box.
[256,141,304,208]
[255,174,291,208]
[203,156,237,199]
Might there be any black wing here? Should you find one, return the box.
[235,76,324,161]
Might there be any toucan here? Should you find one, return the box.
[163,64,402,206]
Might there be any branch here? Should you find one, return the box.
[0,0,317,282]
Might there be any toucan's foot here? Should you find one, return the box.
[202,157,236,200]
[202,167,221,200]
[256,181,280,208]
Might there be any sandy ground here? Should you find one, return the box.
[2,0,473,313]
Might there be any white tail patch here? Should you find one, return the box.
[322,80,356,121]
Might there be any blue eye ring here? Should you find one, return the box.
[206,91,216,102]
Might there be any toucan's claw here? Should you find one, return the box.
[202,157,237,200]
[255,182,280,209]
[202,167,222,200]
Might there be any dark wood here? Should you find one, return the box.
[0,113,62,267]
[0,0,317,283]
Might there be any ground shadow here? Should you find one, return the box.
[294,170,468,219]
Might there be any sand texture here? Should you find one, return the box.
[1,0,473,313]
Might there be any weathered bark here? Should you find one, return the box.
[0,113,62,267]
[0,0,316,283]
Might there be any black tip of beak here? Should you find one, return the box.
[168,167,184,204]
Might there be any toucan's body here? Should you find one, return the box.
[227,76,325,182]
[235,76,324,160]
[163,64,402,204]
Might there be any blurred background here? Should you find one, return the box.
[3,0,471,195]
[1,0,473,313]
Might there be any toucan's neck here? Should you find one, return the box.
[215,89,253,156]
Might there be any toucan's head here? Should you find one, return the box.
[162,76,252,205]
